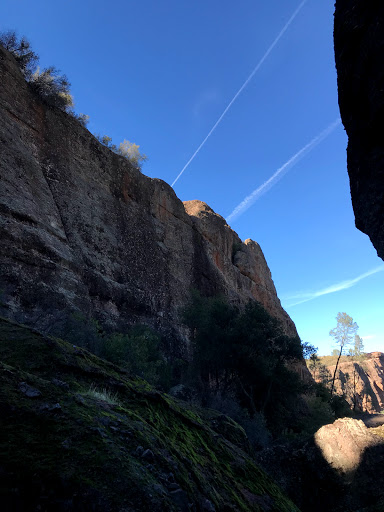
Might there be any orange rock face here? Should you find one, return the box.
[310,353,384,413]
[330,353,384,413]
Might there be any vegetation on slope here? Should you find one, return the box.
[0,317,299,511]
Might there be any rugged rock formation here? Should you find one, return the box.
[0,45,296,351]
[329,352,384,413]
[315,418,381,480]
[257,418,384,511]
[314,418,384,509]
[334,1,384,260]
[308,353,384,413]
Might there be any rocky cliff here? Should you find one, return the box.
[308,352,384,413]
[334,0,384,260]
[0,45,296,349]
[332,352,384,413]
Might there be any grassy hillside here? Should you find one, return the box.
[0,317,299,511]
[314,354,367,367]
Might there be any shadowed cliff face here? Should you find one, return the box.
[334,0,384,260]
[0,46,296,347]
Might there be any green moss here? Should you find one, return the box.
[0,316,299,511]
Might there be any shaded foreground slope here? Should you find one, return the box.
[0,317,298,512]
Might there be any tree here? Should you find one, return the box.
[354,334,364,356]
[329,312,358,397]
[301,342,318,359]
[332,349,339,357]
[182,292,303,431]
[318,364,331,387]
[0,30,38,79]
[308,353,321,380]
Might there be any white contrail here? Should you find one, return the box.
[226,118,341,223]
[171,0,308,187]
[284,265,384,308]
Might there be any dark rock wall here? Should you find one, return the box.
[0,46,296,348]
[334,0,384,259]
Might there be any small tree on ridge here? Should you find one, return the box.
[329,312,358,397]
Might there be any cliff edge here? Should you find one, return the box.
[0,44,296,346]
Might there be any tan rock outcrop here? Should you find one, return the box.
[0,45,297,351]
[314,418,383,481]
[326,353,384,413]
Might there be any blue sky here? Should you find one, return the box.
[2,0,383,355]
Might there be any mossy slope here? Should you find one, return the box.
[0,317,299,511]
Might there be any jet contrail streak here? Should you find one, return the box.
[284,265,384,308]
[226,118,341,223]
[171,0,308,187]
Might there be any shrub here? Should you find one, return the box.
[96,135,147,170]
[64,313,105,356]
[104,325,171,388]
[0,30,38,79]
[29,66,74,111]
[117,140,147,167]
[0,30,84,118]
[207,392,272,450]
[96,135,117,151]
[63,313,173,390]
[75,113,90,127]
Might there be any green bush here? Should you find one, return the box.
[63,313,173,389]
[104,325,172,388]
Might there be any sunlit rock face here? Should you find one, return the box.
[0,45,296,350]
[315,418,379,480]
[309,352,384,413]
[334,0,384,260]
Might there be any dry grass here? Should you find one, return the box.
[84,384,120,406]
[307,354,368,368]
[371,426,384,440]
